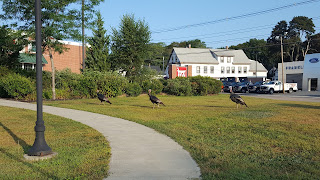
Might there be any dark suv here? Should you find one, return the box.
[233,82,252,93]
[248,81,266,93]
[223,82,237,92]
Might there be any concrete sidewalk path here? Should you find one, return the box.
[0,99,201,180]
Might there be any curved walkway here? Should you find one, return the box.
[0,99,201,180]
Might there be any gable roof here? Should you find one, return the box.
[210,49,251,64]
[173,47,219,64]
[249,60,268,72]
[18,53,48,64]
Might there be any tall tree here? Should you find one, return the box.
[229,38,271,69]
[0,25,27,69]
[86,12,110,72]
[288,16,315,60]
[145,42,166,71]
[111,14,151,80]
[1,0,103,100]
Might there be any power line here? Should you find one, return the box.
[162,37,320,56]
[152,17,320,44]
[152,0,320,34]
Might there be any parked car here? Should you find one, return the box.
[233,81,252,93]
[248,81,266,93]
[223,82,237,92]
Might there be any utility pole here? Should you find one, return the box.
[162,56,164,72]
[280,35,285,94]
[82,0,85,70]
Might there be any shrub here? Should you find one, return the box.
[141,79,163,94]
[164,77,192,96]
[125,82,142,97]
[81,70,128,98]
[0,73,35,99]
[189,76,223,95]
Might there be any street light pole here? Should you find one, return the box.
[280,35,285,94]
[28,0,52,156]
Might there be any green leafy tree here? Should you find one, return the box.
[308,33,320,53]
[111,14,151,80]
[86,12,110,72]
[0,25,27,69]
[230,38,271,69]
[1,0,103,100]
[288,16,315,60]
[145,42,166,71]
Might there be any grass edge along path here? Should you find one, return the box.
[0,106,110,180]
[43,94,320,179]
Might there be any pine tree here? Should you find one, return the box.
[86,12,110,72]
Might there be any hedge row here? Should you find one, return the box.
[0,67,222,100]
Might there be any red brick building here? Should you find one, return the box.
[20,40,84,74]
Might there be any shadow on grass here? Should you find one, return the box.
[0,122,31,153]
[131,104,154,109]
[278,103,320,109]
[0,148,59,179]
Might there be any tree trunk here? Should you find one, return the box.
[49,48,56,100]
[303,40,311,58]
[295,45,300,61]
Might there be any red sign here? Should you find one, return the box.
[176,67,187,77]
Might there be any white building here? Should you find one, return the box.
[165,47,267,82]
[275,53,320,91]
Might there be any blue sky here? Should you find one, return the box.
[96,0,320,48]
[1,0,319,49]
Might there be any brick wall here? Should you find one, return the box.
[43,44,83,74]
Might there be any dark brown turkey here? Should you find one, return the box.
[97,90,112,105]
[148,89,165,109]
[230,90,248,108]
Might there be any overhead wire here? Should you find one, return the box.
[152,0,320,34]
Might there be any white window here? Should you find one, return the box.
[204,66,207,73]
[210,66,214,73]
[226,67,230,74]
[220,57,224,63]
[196,66,200,73]
[221,67,225,74]
[231,67,235,74]
[238,66,242,73]
[244,67,247,73]
[227,57,231,63]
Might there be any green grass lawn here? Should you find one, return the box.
[0,106,110,180]
[43,94,320,179]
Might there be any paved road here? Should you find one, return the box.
[0,99,201,180]
[224,91,320,103]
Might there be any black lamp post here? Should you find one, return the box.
[27,0,52,156]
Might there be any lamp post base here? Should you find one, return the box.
[24,152,58,161]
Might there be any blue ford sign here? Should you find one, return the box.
[309,58,319,63]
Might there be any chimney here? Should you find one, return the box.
[188,44,191,48]
[226,46,228,50]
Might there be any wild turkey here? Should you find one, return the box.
[148,89,165,109]
[230,89,248,108]
[97,90,112,105]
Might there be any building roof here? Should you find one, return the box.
[210,49,251,64]
[18,53,48,64]
[249,60,268,72]
[173,47,219,64]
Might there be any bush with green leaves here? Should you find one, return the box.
[125,82,142,97]
[141,79,163,94]
[0,73,35,99]
[189,76,223,95]
[81,70,128,98]
[164,77,192,96]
